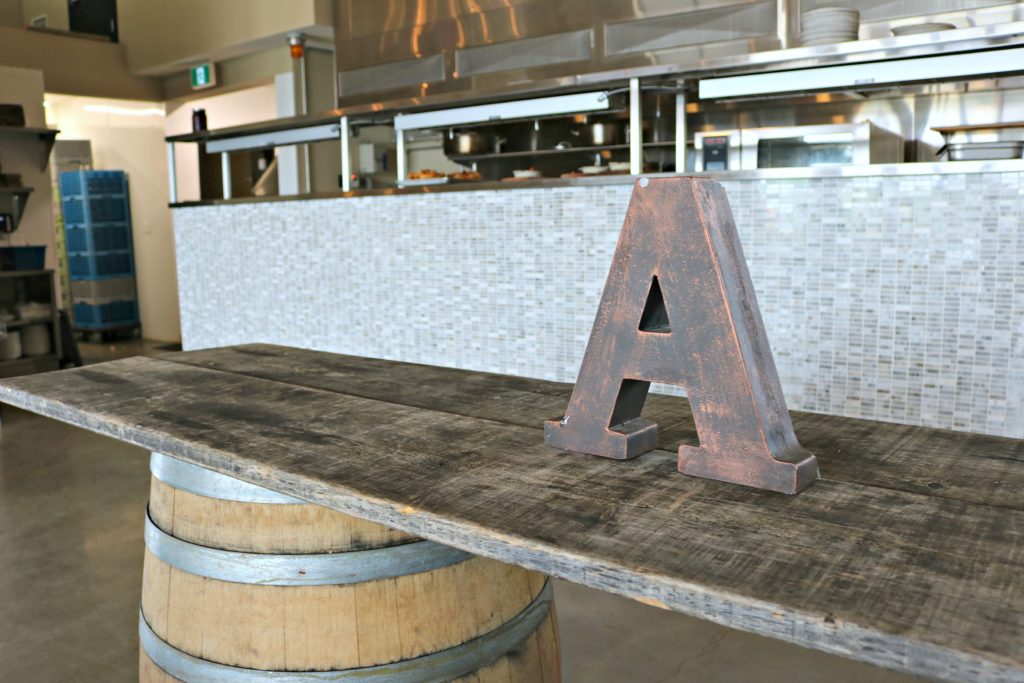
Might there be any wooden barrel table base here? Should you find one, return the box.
[141,453,561,683]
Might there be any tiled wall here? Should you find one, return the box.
[174,172,1024,438]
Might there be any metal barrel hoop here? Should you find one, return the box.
[143,511,472,586]
[149,451,305,504]
[140,581,554,682]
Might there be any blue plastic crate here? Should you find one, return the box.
[60,170,127,197]
[73,299,139,330]
[62,195,128,225]
[69,250,134,280]
[65,224,131,253]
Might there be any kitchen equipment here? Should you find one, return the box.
[940,142,1024,161]
[574,120,625,147]
[0,164,31,234]
[933,123,1024,161]
[741,122,903,169]
[0,104,25,127]
[191,108,207,133]
[694,131,741,171]
[526,120,543,151]
[17,301,50,322]
[644,93,676,170]
[891,22,955,36]
[801,7,859,46]
[21,323,50,356]
[0,329,21,360]
[444,129,489,156]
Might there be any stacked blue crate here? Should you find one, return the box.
[60,170,140,331]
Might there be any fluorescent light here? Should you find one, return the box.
[699,46,1024,99]
[83,104,164,117]
[394,91,609,131]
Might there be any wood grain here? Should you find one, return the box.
[143,469,556,677]
[168,344,1024,512]
[2,345,1022,682]
[148,477,415,553]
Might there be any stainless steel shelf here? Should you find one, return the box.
[168,159,1024,209]
[449,141,674,162]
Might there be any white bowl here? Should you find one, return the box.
[608,161,631,172]
[512,169,541,179]
[579,165,609,175]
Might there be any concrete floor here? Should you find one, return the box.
[0,340,926,682]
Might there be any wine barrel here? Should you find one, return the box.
[140,452,560,682]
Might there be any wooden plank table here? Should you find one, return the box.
[1,344,1021,682]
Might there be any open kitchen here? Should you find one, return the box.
[0,2,1022,682]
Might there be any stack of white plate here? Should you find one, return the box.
[801,7,860,46]
[0,330,21,360]
[21,324,51,356]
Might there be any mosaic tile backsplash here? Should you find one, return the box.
[174,172,1024,438]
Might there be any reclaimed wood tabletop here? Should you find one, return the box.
[0,344,1020,682]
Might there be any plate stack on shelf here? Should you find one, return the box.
[801,7,860,46]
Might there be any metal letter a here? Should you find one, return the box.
[544,177,819,494]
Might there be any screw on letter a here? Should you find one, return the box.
[544,177,819,494]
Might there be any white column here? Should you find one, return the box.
[777,0,801,49]
[629,77,642,176]
[396,120,407,185]
[166,142,177,204]
[221,152,232,200]
[674,90,687,175]
[340,115,351,192]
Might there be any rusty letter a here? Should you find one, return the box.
[544,177,818,494]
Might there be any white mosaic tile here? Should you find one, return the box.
[174,173,1024,438]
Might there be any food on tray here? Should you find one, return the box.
[448,170,482,181]
[512,168,541,179]
[408,169,445,179]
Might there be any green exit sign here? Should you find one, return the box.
[190,63,216,90]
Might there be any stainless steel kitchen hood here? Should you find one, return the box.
[700,44,1024,99]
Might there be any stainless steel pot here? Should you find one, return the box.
[444,129,489,156]
[575,121,625,147]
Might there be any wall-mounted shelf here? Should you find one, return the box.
[0,127,59,171]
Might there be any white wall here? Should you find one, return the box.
[0,66,58,290]
[165,84,278,202]
[20,0,66,30]
[46,95,181,342]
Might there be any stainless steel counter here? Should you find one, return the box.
[169,158,1024,208]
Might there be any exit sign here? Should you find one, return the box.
[190,63,216,90]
